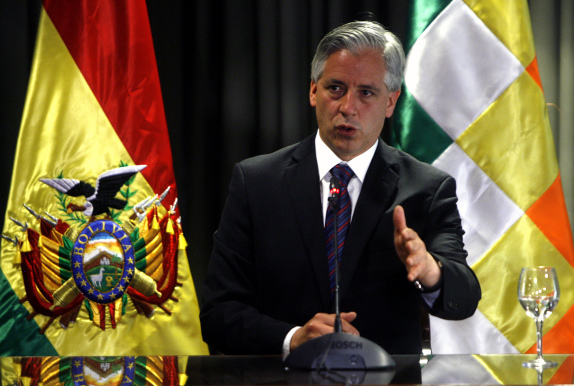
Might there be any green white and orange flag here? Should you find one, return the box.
[392,0,574,354]
[0,0,208,356]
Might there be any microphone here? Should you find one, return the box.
[284,172,395,371]
[329,176,341,208]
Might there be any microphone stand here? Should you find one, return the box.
[329,179,342,334]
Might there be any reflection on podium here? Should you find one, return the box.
[421,354,574,385]
[3,354,574,385]
[2,356,183,385]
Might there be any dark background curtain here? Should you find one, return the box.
[0,1,408,296]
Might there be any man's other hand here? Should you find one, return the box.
[290,312,359,351]
[393,205,441,288]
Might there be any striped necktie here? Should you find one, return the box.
[324,163,354,296]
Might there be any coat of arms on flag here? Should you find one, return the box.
[3,164,185,334]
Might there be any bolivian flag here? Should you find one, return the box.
[0,0,208,356]
[392,0,574,353]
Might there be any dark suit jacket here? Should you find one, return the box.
[200,134,481,355]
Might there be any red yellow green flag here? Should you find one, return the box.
[0,0,208,356]
[392,0,574,354]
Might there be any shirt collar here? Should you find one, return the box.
[315,130,378,183]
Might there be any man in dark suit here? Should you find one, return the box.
[200,20,481,356]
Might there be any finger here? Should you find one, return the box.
[341,322,360,336]
[405,255,418,268]
[404,237,421,254]
[340,311,357,322]
[301,315,335,338]
[393,205,407,234]
[405,245,426,268]
[308,313,336,329]
[406,264,422,282]
[407,250,438,282]
[311,314,357,336]
[340,312,360,336]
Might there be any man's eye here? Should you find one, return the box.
[361,90,374,96]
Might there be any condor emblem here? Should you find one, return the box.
[72,220,135,304]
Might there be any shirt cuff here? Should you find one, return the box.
[421,288,441,308]
[415,259,443,308]
[282,326,301,360]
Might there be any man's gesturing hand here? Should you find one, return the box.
[393,205,441,288]
[290,312,359,351]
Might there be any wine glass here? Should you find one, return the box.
[518,266,560,369]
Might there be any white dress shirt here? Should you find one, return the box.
[315,131,378,225]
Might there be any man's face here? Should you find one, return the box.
[310,49,400,161]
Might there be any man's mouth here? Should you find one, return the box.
[336,124,357,134]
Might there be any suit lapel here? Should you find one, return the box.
[285,135,332,311]
[339,140,400,298]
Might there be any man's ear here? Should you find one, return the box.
[385,89,401,118]
[309,81,317,107]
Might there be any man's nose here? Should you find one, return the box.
[339,92,358,116]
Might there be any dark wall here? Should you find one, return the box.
[0,1,408,299]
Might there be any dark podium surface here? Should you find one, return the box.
[185,354,574,385]
[3,354,574,385]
